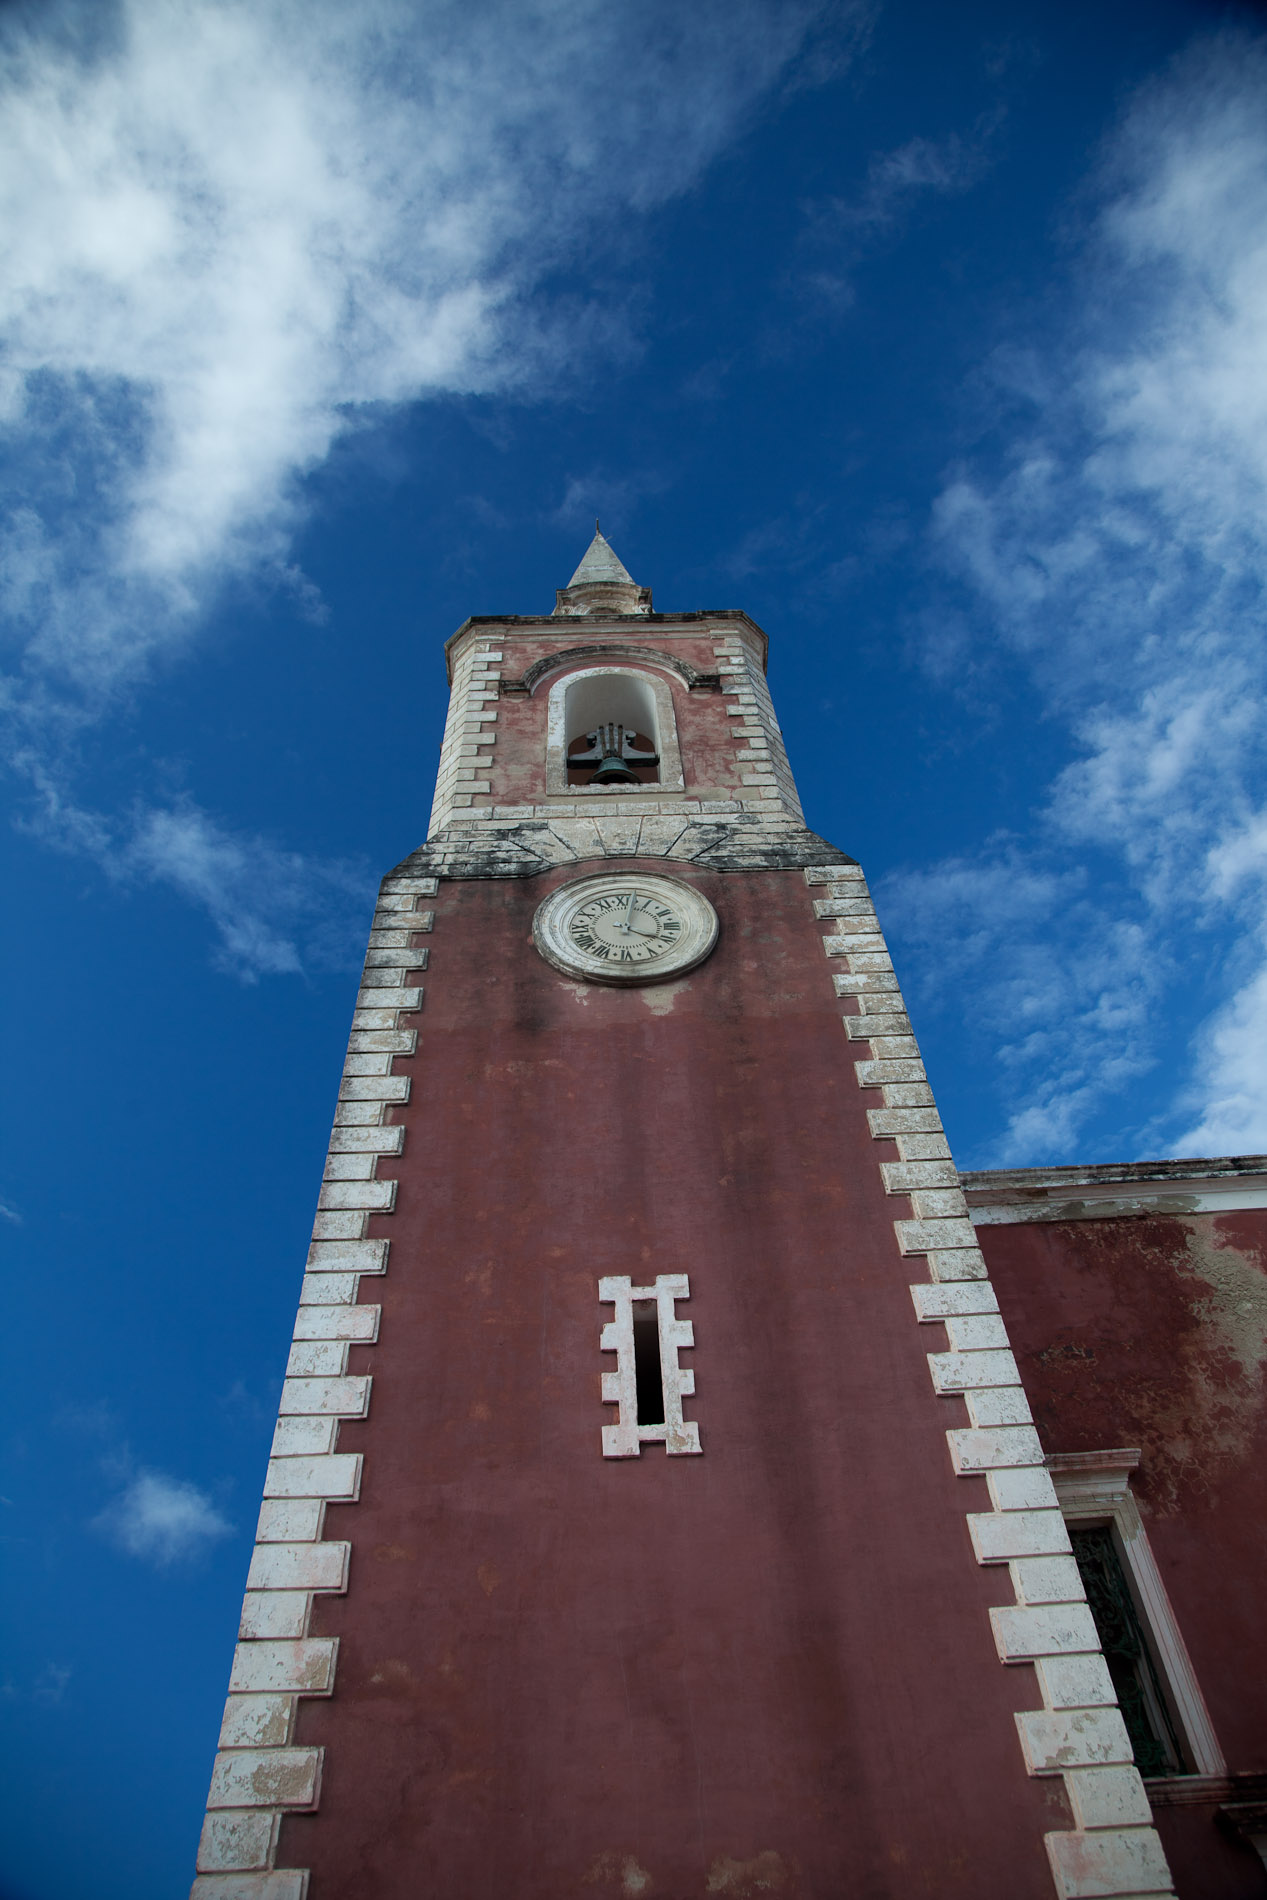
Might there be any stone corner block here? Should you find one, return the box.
[911,1281,999,1320]
[196,1809,280,1874]
[1009,1555,1087,1607]
[928,1348,1020,1393]
[191,1875,310,1899]
[1034,1655,1117,1710]
[964,1386,1035,1428]
[946,1424,1045,1473]
[228,1637,338,1696]
[218,1693,297,1751]
[263,1453,361,1500]
[1062,1766,1154,1832]
[990,1602,1100,1662]
[895,1217,979,1254]
[856,1058,924,1088]
[1043,1825,1175,1898]
[247,1540,350,1594]
[926,1246,989,1282]
[208,1746,322,1812]
[968,1508,1071,1563]
[1017,1706,1133,1774]
[305,1237,389,1275]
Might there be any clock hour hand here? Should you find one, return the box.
[613,892,658,938]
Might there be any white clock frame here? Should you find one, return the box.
[532,872,719,986]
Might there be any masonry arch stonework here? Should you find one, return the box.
[544,663,685,796]
[521,643,709,696]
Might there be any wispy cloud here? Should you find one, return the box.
[799,123,995,310]
[1,1661,73,1706]
[34,1662,73,1707]
[551,469,674,541]
[93,1470,233,1568]
[1,0,844,953]
[1172,958,1267,1155]
[907,29,1267,1162]
[121,802,373,979]
[23,775,373,979]
[879,850,1167,1164]
[1,0,829,720]
[835,131,992,232]
[62,1401,235,1567]
[217,1378,279,1427]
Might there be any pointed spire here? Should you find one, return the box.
[567,527,637,590]
[554,526,652,616]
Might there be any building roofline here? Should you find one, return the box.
[959,1154,1267,1226]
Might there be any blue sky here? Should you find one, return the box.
[3,0,1267,1890]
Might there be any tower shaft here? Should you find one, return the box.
[192,542,1176,1900]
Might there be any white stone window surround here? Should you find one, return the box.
[544,664,685,797]
[1047,1450,1225,1781]
[600,1273,701,1457]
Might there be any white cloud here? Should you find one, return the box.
[552,469,672,539]
[19,762,374,978]
[0,0,846,963]
[913,29,1267,1162]
[843,131,991,228]
[0,0,830,719]
[879,852,1164,1165]
[1,1661,74,1706]
[1172,956,1267,1154]
[33,1662,72,1706]
[121,802,373,979]
[94,1469,232,1567]
[799,125,993,310]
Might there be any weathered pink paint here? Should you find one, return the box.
[280,865,1061,1897]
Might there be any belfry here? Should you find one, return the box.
[191,538,1267,1899]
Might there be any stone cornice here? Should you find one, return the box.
[960,1155,1267,1225]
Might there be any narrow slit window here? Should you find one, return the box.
[599,1274,701,1458]
[1069,1525,1185,1776]
[631,1302,665,1425]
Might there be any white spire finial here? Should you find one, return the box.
[553,527,651,616]
[566,528,637,590]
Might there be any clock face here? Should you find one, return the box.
[532,873,719,986]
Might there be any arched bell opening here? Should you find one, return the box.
[543,663,685,796]
[563,671,661,787]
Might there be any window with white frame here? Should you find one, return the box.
[599,1274,701,1457]
[1048,1450,1224,1782]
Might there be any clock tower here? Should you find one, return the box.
[192,536,1176,1900]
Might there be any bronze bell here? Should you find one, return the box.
[592,745,640,785]
[569,721,659,784]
